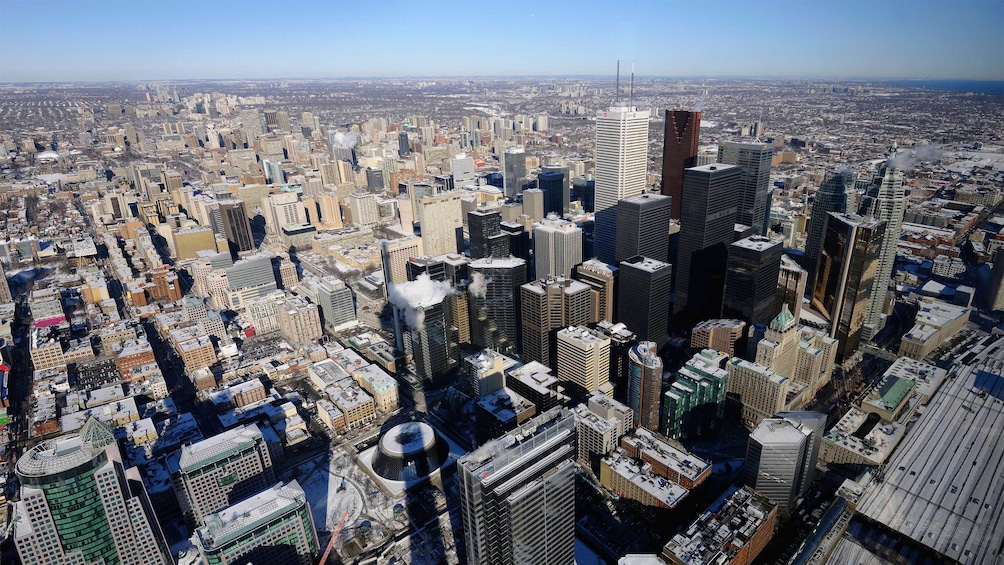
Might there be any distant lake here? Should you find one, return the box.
[881,80,1004,95]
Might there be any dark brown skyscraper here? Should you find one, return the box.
[661,109,701,219]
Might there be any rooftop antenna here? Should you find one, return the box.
[615,60,620,104]
[629,63,635,108]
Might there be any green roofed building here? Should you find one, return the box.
[193,480,319,565]
[13,418,172,565]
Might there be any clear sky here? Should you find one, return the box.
[1,0,1002,82]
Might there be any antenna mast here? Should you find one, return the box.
[629,63,635,107]
[615,60,620,105]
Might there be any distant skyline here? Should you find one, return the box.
[1,0,1002,83]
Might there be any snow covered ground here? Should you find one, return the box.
[287,452,365,532]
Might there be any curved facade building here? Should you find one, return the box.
[372,421,450,482]
[628,341,663,430]
[14,418,171,565]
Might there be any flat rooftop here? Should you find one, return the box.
[855,335,1004,564]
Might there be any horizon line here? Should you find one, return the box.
[2,74,1003,86]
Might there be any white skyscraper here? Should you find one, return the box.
[593,105,650,264]
[264,192,307,235]
[418,192,463,257]
[859,165,904,341]
[534,214,583,278]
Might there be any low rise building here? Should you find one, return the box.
[600,452,689,509]
[662,486,777,565]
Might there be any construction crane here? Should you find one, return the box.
[319,509,350,565]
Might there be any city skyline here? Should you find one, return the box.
[2,0,1003,83]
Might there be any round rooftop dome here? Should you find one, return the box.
[372,421,449,482]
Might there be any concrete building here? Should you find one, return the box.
[534,214,582,278]
[173,226,218,261]
[575,259,617,323]
[594,105,651,264]
[170,424,275,524]
[13,419,172,565]
[898,296,970,360]
[726,358,791,428]
[858,165,905,341]
[192,481,318,565]
[690,319,746,356]
[276,296,322,347]
[556,325,612,399]
[600,452,689,509]
[618,255,672,349]
[519,276,593,366]
[377,235,421,285]
[314,277,357,334]
[418,191,463,257]
[458,407,576,565]
[661,486,777,565]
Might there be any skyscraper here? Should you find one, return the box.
[469,208,510,259]
[858,165,905,341]
[811,213,885,360]
[675,164,741,319]
[618,256,673,349]
[537,170,565,217]
[660,109,701,219]
[743,414,824,513]
[520,277,593,366]
[458,407,576,565]
[14,419,172,565]
[541,164,571,214]
[381,236,423,286]
[718,141,773,235]
[723,235,784,326]
[398,131,410,156]
[557,326,612,399]
[468,257,527,356]
[627,341,663,430]
[418,192,463,257]
[218,199,255,255]
[803,169,855,293]
[534,214,583,278]
[316,277,356,333]
[171,423,276,525]
[575,259,617,323]
[192,481,319,565]
[594,106,651,263]
[615,192,672,263]
[503,147,527,198]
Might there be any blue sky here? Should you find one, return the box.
[1,0,1001,82]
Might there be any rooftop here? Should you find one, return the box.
[195,480,307,550]
[733,234,783,252]
[603,452,688,508]
[177,423,263,472]
[622,428,711,482]
[662,486,777,565]
[621,255,671,273]
[855,335,1004,564]
[16,418,115,478]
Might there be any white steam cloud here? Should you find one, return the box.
[468,272,487,299]
[387,273,452,329]
[887,144,943,171]
[331,131,359,150]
